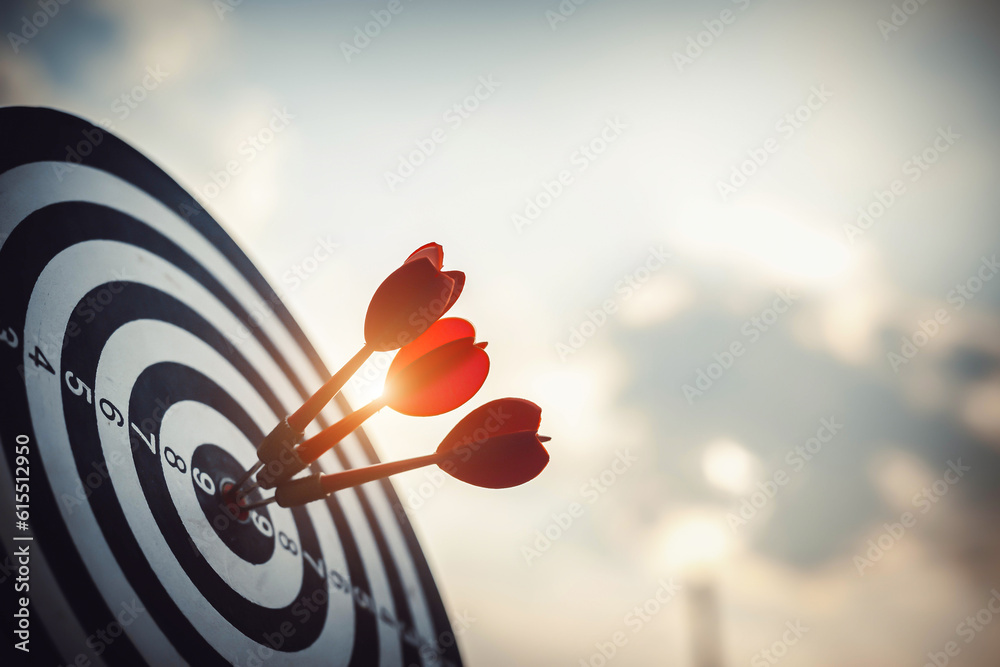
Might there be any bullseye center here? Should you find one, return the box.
[191,443,275,564]
[220,482,250,521]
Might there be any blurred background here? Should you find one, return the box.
[4,0,1000,664]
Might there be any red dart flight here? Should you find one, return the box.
[269,398,551,508]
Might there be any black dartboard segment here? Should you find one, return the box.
[0,107,461,667]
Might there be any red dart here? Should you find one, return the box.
[255,317,490,489]
[433,397,550,488]
[236,243,464,493]
[287,242,465,432]
[381,317,490,417]
[260,399,551,508]
[363,242,465,352]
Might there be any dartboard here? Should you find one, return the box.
[0,107,462,667]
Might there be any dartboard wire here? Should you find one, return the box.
[0,107,461,665]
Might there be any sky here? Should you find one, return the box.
[4,0,1000,665]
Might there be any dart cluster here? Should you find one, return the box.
[232,243,550,510]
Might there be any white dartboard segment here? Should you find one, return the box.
[0,107,461,667]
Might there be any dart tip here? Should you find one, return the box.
[538,435,551,443]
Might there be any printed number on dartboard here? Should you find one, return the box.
[62,365,161,460]
[55,348,302,556]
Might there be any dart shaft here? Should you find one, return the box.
[257,399,384,489]
[322,453,442,493]
[297,399,383,464]
[275,453,442,508]
[232,461,263,492]
[288,343,374,432]
[237,482,260,500]
[253,418,306,487]
[243,496,277,511]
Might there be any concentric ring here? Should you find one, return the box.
[0,107,460,667]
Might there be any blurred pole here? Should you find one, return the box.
[687,578,724,667]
